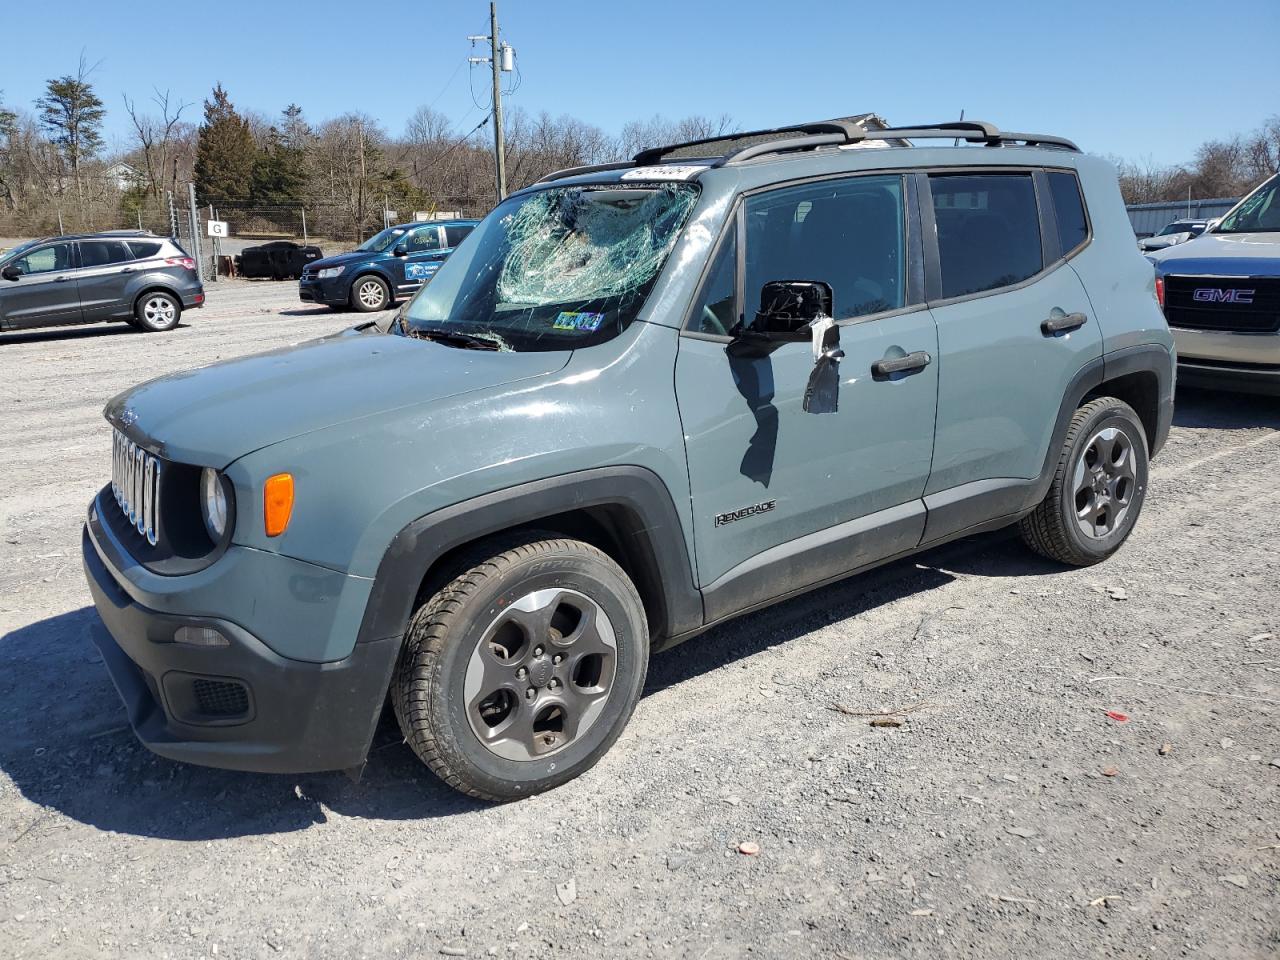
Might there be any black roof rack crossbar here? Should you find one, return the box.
[632,118,870,166]
[533,160,635,186]
[865,122,1079,152]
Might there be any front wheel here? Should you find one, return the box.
[392,534,649,802]
[350,275,390,312]
[1019,396,1150,566]
[133,291,181,332]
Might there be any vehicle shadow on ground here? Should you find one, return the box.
[0,533,1045,842]
[1173,386,1280,429]
[278,306,345,317]
[0,323,163,346]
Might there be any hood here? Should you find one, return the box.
[1149,231,1280,277]
[105,330,570,467]
[306,249,384,270]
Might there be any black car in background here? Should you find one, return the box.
[0,231,204,333]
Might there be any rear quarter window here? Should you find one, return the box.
[1046,171,1089,255]
[444,225,473,247]
[127,241,163,260]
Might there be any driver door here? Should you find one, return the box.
[0,241,82,329]
[674,174,939,620]
[394,224,447,298]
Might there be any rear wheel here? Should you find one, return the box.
[133,291,181,332]
[350,275,390,312]
[391,534,649,801]
[1019,397,1149,566]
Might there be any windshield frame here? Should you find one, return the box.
[400,180,701,352]
[1212,174,1280,234]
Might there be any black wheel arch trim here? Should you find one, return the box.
[356,466,704,650]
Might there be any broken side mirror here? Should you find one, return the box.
[750,280,832,339]
[1,265,21,281]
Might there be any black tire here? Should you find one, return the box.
[1019,396,1149,566]
[133,290,181,332]
[392,534,649,802]
[349,275,390,312]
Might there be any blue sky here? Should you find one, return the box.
[3,0,1276,165]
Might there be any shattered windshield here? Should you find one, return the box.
[1215,175,1280,234]
[357,227,407,253]
[401,183,699,351]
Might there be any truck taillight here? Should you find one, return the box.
[1154,276,1165,308]
[166,257,196,271]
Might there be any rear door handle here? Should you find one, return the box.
[1041,311,1087,335]
[53,275,72,283]
[871,350,932,379]
[119,266,136,273]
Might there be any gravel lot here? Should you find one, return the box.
[1,280,1277,959]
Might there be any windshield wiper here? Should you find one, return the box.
[406,327,505,351]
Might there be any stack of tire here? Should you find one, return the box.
[236,241,323,280]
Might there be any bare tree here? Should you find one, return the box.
[123,88,191,200]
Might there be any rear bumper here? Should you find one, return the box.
[1176,359,1280,396]
[82,516,399,774]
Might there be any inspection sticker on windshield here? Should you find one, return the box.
[620,165,704,181]
[553,311,605,331]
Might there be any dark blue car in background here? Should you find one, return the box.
[299,219,477,312]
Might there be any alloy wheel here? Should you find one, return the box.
[463,588,617,761]
[1072,425,1137,539]
[357,279,386,309]
[143,296,176,325]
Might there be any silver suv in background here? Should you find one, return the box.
[1150,173,1280,395]
[0,231,204,334]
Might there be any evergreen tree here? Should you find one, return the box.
[249,105,309,203]
[194,83,255,204]
[35,60,105,206]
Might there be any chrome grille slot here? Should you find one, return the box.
[111,428,162,546]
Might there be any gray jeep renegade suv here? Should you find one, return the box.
[83,118,1174,800]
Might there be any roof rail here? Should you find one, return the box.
[532,160,635,186]
[630,118,1079,169]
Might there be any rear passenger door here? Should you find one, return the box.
[75,239,136,321]
[921,170,1101,536]
[0,241,82,329]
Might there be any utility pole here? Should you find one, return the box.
[470,2,514,202]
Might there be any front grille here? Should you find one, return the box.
[111,428,162,545]
[1163,276,1280,333]
[192,678,250,717]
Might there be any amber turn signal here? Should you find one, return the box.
[263,473,294,537]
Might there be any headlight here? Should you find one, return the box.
[200,468,229,542]
[317,266,345,279]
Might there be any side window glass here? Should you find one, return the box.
[12,243,71,276]
[127,240,163,260]
[406,227,443,253]
[930,174,1043,299]
[1046,171,1088,256]
[80,241,131,267]
[444,225,472,247]
[687,227,737,335]
[744,175,905,325]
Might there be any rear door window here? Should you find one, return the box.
[80,241,132,268]
[444,225,473,247]
[1046,171,1089,255]
[744,174,906,324]
[930,174,1043,299]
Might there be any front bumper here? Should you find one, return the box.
[299,276,347,306]
[1172,328,1280,396]
[82,511,399,774]
[1176,358,1280,396]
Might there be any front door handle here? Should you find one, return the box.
[1042,311,1087,335]
[871,350,932,380]
[53,275,72,283]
